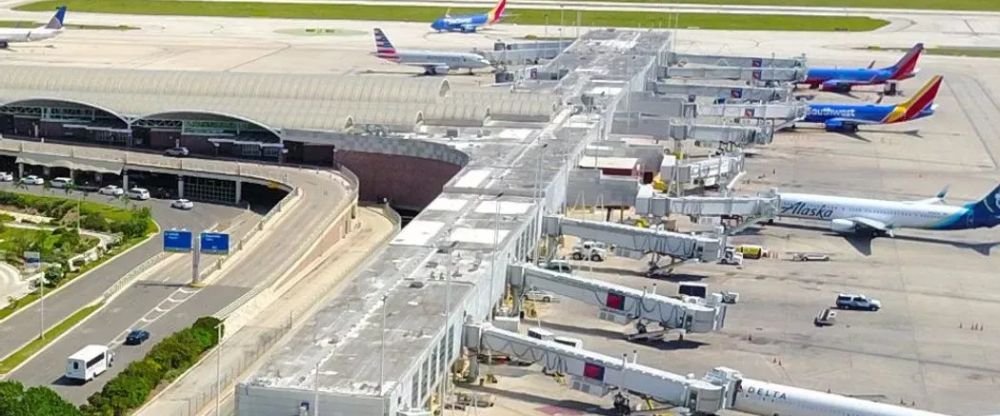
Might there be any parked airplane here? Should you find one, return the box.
[430,0,507,32]
[802,75,942,132]
[776,183,1000,237]
[801,43,923,92]
[0,6,67,49]
[373,28,492,75]
[732,377,954,416]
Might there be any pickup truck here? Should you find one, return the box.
[835,294,881,311]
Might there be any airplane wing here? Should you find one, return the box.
[846,217,890,233]
[821,76,879,90]
[824,117,882,129]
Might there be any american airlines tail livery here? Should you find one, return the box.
[0,6,66,49]
[777,183,1000,237]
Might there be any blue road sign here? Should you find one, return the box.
[200,232,230,255]
[163,230,194,253]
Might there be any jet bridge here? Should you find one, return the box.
[652,81,792,102]
[700,102,808,129]
[666,52,806,69]
[662,66,807,83]
[508,264,728,335]
[541,215,722,263]
[658,154,744,190]
[635,188,780,219]
[463,322,728,414]
[612,117,773,146]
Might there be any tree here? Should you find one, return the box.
[20,386,81,416]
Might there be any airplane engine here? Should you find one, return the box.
[434,65,450,75]
[0,41,7,49]
[830,219,856,233]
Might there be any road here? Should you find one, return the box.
[0,183,246,363]
[0,142,354,404]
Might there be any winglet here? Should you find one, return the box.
[43,5,67,30]
[935,185,950,200]
[899,75,943,120]
[889,43,924,80]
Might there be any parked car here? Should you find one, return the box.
[98,185,125,196]
[543,260,572,274]
[50,177,73,189]
[163,147,190,157]
[835,294,881,311]
[19,175,43,185]
[128,187,151,200]
[523,289,557,303]
[124,329,150,345]
[171,199,194,210]
[0,172,13,182]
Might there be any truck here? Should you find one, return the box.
[66,344,112,383]
[735,244,767,260]
[571,241,608,262]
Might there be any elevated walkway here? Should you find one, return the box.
[541,215,722,263]
[666,52,806,69]
[653,81,791,102]
[508,264,727,334]
[662,66,807,83]
[658,154,744,190]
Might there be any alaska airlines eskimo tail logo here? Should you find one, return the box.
[988,192,1000,217]
[781,202,834,219]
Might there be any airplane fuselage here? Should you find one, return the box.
[803,67,896,86]
[803,102,934,125]
[0,27,61,45]
[779,192,973,231]
[431,14,491,32]
[732,378,951,416]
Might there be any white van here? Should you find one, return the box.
[50,177,73,189]
[128,187,150,200]
[66,344,111,383]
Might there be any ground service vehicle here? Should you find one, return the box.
[836,294,881,311]
[571,241,607,261]
[66,344,111,383]
[543,260,572,274]
[736,244,766,259]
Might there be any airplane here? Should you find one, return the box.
[732,376,959,416]
[801,43,923,92]
[430,0,507,33]
[802,75,942,132]
[0,6,67,49]
[373,28,492,75]
[776,183,1000,237]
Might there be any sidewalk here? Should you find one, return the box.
[137,206,397,416]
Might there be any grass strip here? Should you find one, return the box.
[0,19,137,30]
[570,0,1000,12]
[16,0,887,31]
[863,45,1000,59]
[0,302,103,374]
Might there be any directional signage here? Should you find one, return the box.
[163,230,194,253]
[24,251,40,271]
[200,232,230,255]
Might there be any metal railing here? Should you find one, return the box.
[102,251,171,302]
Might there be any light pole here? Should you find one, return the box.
[38,275,45,340]
[489,191,504,320]
[438,241,457,414]
[379,294,388,397]
[533,144,548,265]
[215,322,224,416]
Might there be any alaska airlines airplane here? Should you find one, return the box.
[373,28,492,75]
[0,6,67,49]
[430,0,507,33]
[801,43,923,92]
[777,183,1000,237]
[803,75,942,132]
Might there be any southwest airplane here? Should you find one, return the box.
[777,183,1000,237]
[0,6,67,49]
[373,28,492,75]
[801,43,923,92]
[430,0,507,32]
[802,75,942,132]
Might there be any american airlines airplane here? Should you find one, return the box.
[0,6,67,49]
[373,28,492,75]
[777,184,1000,237]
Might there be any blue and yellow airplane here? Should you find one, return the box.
[803,75,942,132]
[801,43,923,92]
[430,0,507,32]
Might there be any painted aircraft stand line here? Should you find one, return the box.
[802,75,942,132]
[373,28,492,75]
[431,0,508,32]
[776,183,1000,237]
[801,43,923,92]
[0,6,66,49]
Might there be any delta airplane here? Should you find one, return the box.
[776,183,1000,237]
[801,43,923,92]
[0,6,66,49]
[430,0,507,33]
[803,75,942,132]
[732,376,957,416]
[373,28,492,75]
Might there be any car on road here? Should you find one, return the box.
[50,177,73,189]
[835,293,881,311]
[19,175,43,185]
[124,329,150,345]
[523,289,557,303]
[163,147,190,157]
[171,199,194,210]
[0,172,13,182]
[98,185,125,196]
[128,187,150,200]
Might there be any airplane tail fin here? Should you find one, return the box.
[373,28,398,61]
[968,184,1000,225]
[888,43,923,80]
[488,0,507,23]
[42,5,67,30]
[899,75,942,119]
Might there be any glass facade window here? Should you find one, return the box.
[183,176,236,204]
